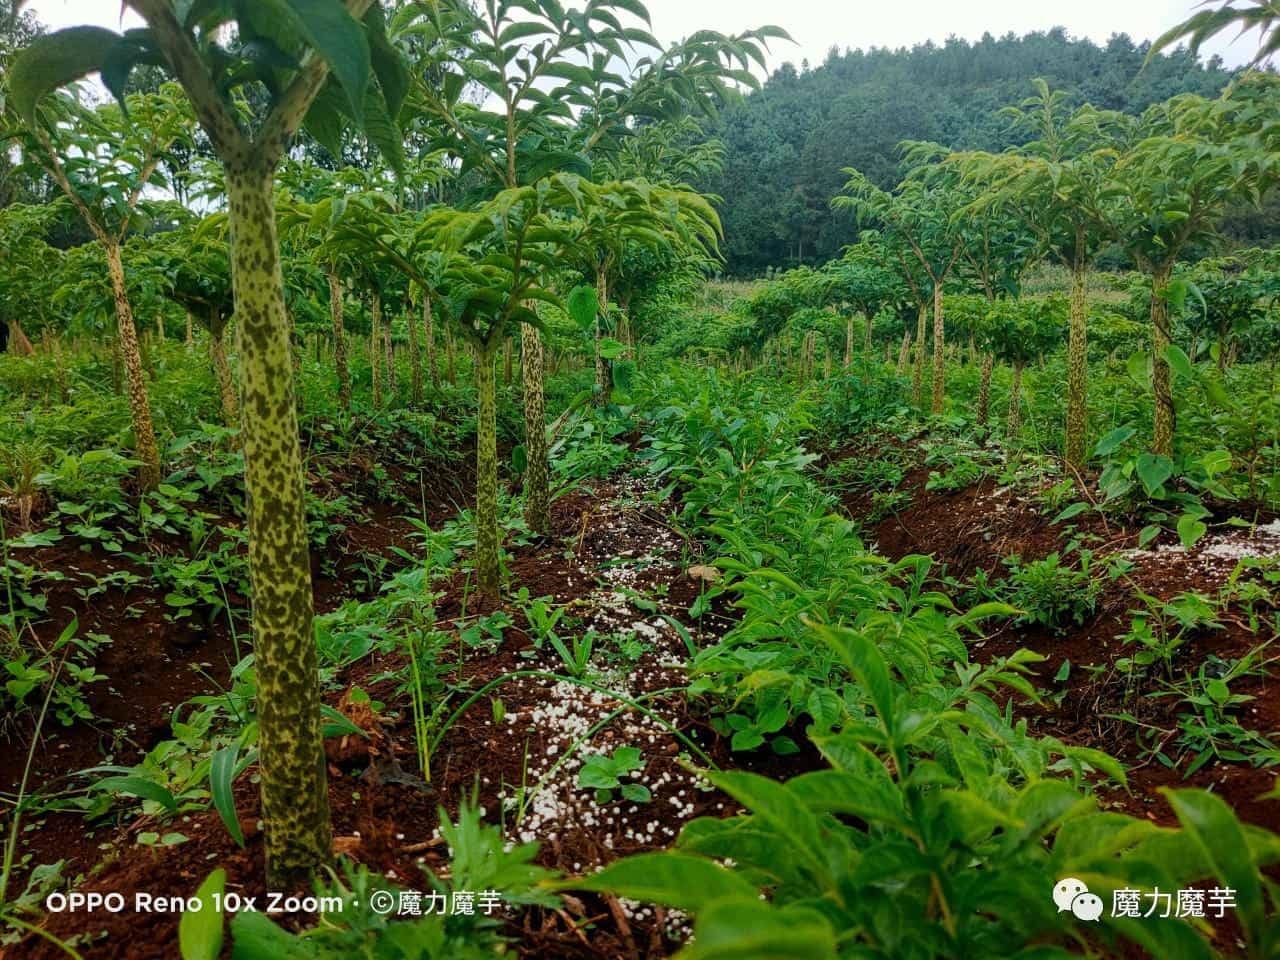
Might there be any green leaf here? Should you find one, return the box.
[579,764,620,790]
[283,0,370,124]
[787,769,909,832]
[230,911,303,958]
[1162,343,1194,379]
[1052,502,1090,523]
[1126,350,1151,387]
[620,783,651,803]
[1092,425,1136,460]
[94,775,179,812]
[1200,449,1232,477]
[811,622,895,733]
[1206,679,1231,705]
[320,703,364,738]
[210,744,246,848]
[360,83,405,176]
[302,78,347,159]
[364,4,408,118]
[566,285,598,332]
[1060,745,1127,787]
[560,852,758,911]
[770,735,800,756]
[1135,454,1173,498]
[1164,788,1265,947]
[179,869,225,960]
[1177,515,1208,549]
[600,337,627,360]
[9,26,122,125]
[682,899,837,960]
[704,770,827,874]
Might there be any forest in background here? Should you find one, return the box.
[704,29,1274,273]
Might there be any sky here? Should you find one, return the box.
[22,0,1265,72]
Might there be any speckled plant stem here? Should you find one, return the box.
[931,283,945,414]
[209,308,238,427]
[474,335,501,596]
[912,303,927,407]
[1065,256,1088,467]
[977,352,994,427]
[1150,265,1175,457]
[105,242,161,490]
[326,268,350,410]
[521,322,549,536]
[226,168,330,888]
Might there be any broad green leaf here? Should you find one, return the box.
[561,852,757,910]
[364,4,409,117]
[9,26,121,125]
[787,769,909,831]
[1162,343,1194,379]
[1176,514,1208,549]
[1126,351,1151,387]
[303,79,348,159]
[566,285,598,331]
[703,770,828,875]
[1165,788,1265,945]
[179,869,225,960]
[600,337,627,360]
[1092,425,1135,460]
[360,84,405,175]
[1135,454,1173,498]
[284,0,370,123]
[682,899,837,960]
[1059,746,1127,787]
[230,911,306,959]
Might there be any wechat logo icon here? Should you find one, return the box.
[1054,878,1104,922]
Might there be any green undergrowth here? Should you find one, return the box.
[567,366,1280,960]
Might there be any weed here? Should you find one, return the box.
[577,746,651,804]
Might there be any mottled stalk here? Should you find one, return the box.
[105,242,161,490]
[931,283,945,415]
[1065,258,1089,467]
[326,268,350,410]
[370,291,383,408]
[445,325,456,384]
[423,291,438,390]
[209,308,238,427]
[385,322,397,398]
[407,294,422,406]
[977,352,994,427]
[1150,266,1175,457]
[594,267,612,404]
[521,322,549,536]
[1008,359,1025,440]
[912,303,927,406]
[226,168,330,889]
[474,337,500,596]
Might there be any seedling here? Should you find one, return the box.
[577,747,651,804]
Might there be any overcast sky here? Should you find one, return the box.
[23,0,1263,72]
